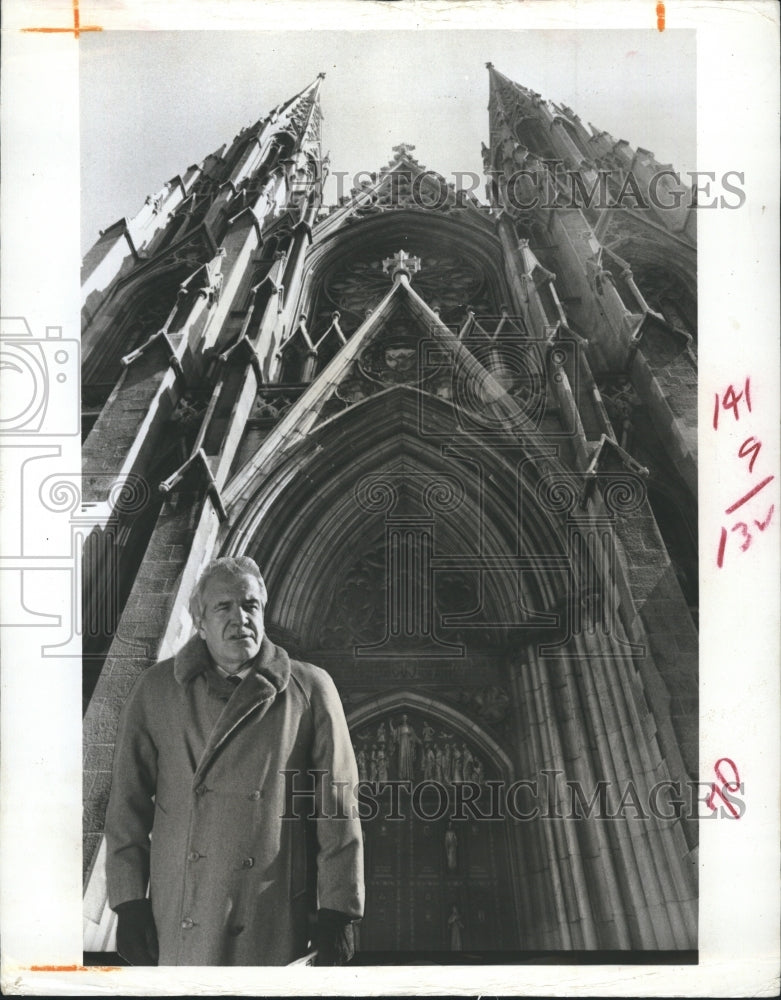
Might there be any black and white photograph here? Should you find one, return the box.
[0,1,779,995]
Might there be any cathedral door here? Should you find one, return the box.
[352,713,517,955]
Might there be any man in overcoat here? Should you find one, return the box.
[104,556,364,966]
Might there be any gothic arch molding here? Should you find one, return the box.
[607,233,696,312]
[84,221,215,330]
[220,386,581,651]
[82,264,196,390]
[298,210,513,336]
[345,689,515,780]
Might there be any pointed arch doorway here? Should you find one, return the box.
[346,693,521,956]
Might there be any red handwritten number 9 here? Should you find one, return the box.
[737,435,761,474]
[706,758,741,818]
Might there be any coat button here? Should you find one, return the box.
[248,790,261,801]
[187,851,200,862]
[241,857,255,869]
[194,785,208,797]
[181,917,194,929]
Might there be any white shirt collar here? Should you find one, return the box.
[213,663,252,681]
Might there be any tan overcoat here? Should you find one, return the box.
[105,634,364,965]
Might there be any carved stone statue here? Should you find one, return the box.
[389,714,420,780]
[444,823,458,872]
[369,745,378,783]
[356,747,368,782]
[434,745,445,783]
[462,745,474,783]
[451,745,463,783]
[448,903,464,951]
[376,746,389,783]
[423,746,436,781]
[441,741,453,783]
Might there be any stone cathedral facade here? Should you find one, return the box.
[82,66,699,956]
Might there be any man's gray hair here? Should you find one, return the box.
[189,556,268,623]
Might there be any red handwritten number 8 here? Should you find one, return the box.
[706,758,741,818]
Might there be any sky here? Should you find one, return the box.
[79,29,696,253]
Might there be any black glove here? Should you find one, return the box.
[114,898,159,966]
[314,908,355,966]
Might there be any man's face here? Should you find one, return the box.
[196,571,265,672]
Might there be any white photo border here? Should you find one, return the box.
[1,1,779,996]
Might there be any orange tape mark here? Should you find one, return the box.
[28,965,121,972]
[22,0,102,37]
[656,1,666,31]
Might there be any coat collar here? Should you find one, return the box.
[173,633,291,694]
[178,634,293,788]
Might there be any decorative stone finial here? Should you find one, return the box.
[382,249,422,281]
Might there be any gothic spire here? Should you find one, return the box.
[259,72,325,150]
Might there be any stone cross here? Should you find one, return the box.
[382,249,422,279]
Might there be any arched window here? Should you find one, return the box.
[635,266,697,340]
[513,116,558,161]
[82,268,190,410]
[278,343,309,384]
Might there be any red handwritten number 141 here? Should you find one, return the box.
[713,377,751,430]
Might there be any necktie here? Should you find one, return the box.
[226,674,242,688]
